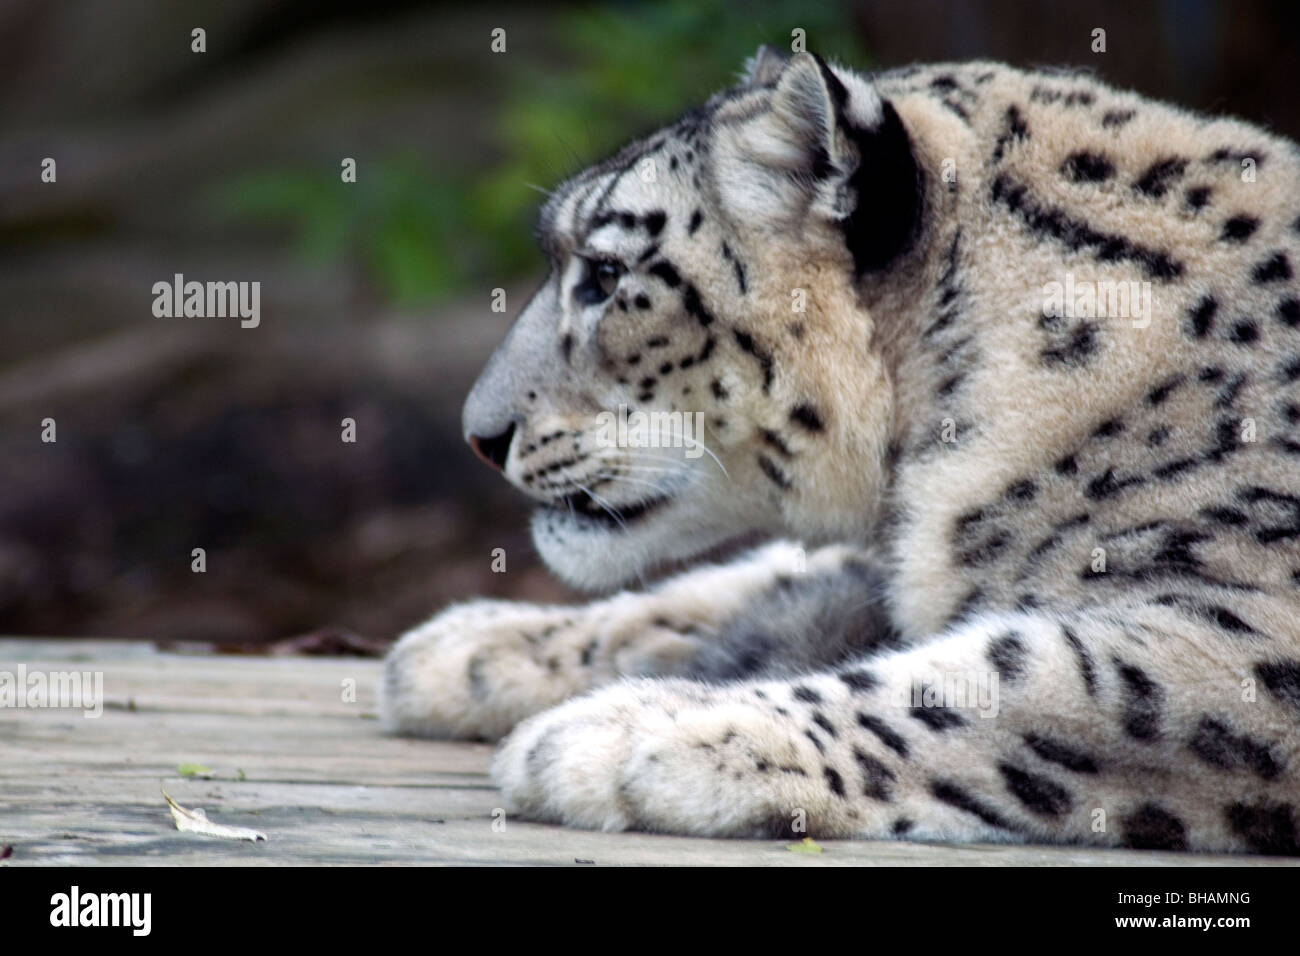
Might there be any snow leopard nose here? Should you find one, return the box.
[463,364,521,473]
[463,275,559,473]
[468,424,515,472]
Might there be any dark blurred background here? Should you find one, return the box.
[2,0,1297,650]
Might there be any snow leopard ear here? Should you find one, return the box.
[741,45,789,86]
[720,51,923,274]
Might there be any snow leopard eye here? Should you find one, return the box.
[575,257,624,305]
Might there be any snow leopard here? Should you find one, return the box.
[381,48,1300,854]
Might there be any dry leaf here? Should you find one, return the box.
[162,789,267,842]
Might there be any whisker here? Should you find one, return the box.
[604,463,684,475]
[574,481,629,534]
[608,456,720,488]
[613,449,697,464]
[684,438,729,478]
[592,472,674,497]
[614,443,730,479]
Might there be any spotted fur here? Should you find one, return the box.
[382,51,1300,854]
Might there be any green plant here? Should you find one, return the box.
[211,0,868,305]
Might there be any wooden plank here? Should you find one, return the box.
[0,640,380,718]
[1,640,1296,866]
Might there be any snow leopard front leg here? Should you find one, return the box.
[380,541,896,739]
[495,599,1300,854]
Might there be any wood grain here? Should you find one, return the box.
[1,640,1293,867]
